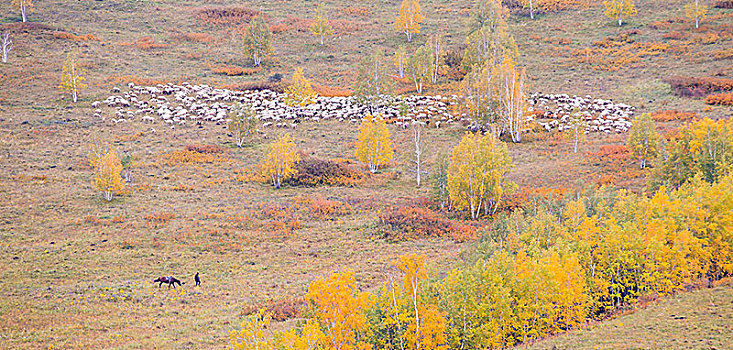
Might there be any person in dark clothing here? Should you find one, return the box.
[194,272,201,286]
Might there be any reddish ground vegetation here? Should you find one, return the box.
[650,110,697,122]
[285,158,365,187]
[212,66,260,76]
[135,36,168,50]
[241,297,305,321]
[52,31,100,42]
[714,0,733,8]
[668,76,733,97]
[194,7,259,26]
[378,204,478,242]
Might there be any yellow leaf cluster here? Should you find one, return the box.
[447,132,514,219]
[394,0,425,42]
[284,67,316,107]
[310,3,334,45]
[93,149,124,201]
[262,134,300,189]
[603,0,637,26]
[59,51,87,103]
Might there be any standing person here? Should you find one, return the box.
[194,272,201,287]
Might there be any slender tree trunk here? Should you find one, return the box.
[21,3,27,23]
[320,34,324,45]
[530,0,534,20]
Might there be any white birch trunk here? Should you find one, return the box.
[1,33,11,63]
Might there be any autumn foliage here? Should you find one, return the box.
[394,0,425,42]
[92,149,124,201]
[378,205,478,241]
[355,115,394,173]
[705,92,733,106]
[262,134,300,189]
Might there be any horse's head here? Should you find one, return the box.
[153,277,161,282]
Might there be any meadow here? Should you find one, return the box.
[0,0,731,349]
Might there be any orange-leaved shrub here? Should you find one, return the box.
[162,145,227,166]
[706,92,733,105]
[650,110,697,122]
[53,31,100,42]
[194,7,259,26]
[241,297,305,321]
[668,76,733,97]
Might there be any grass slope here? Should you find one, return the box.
[0,0,730,349]
[517,282,733,350]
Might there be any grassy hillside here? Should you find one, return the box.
[517,281,733,350]
[0,0,731,349]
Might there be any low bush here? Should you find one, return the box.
[650,110,697,122]
[186,144,223,154]
[53,31,100,42]
[171,32,215,44]
[135,36,168,50]
[378,205,478,242]
[212,66,260,76]
[162,145,227,166]
[223,80,285,93]
[194,7,259,26]
[293,195,352,220]
[285,158,365,187]
[587,144,631,161]
[705,92,733,106]
[257,202,301,236]
[668,76,733,97]
[241,297,305,321]
[340,6,372,17]
[313,84,351,97]
[714,0,733,8]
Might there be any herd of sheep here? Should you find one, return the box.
[91,83,636,134]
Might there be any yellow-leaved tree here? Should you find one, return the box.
[59,50,87,103]
[92,148,124,201]
[603,0,637,26]
[12,0,33,22]
[627,113,660,169]
[684,0,708,29]
[262,134,300,189]
[306,271,372,350]
[394,0,425,42]
[310,3,334,45]
[230,308,274,350]
[284,67,316,107]
[448,132,514,219]
[493,55,527,143]
[356,115,394,173]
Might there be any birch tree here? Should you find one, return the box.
[428,34,443,85]
[12,0,33,23]
[59,51,87,103]
[356,114,394,173]
[354,50,391,109]
[228,102,257,147]
[493,55,527,143]
[2,32,11,63]
[407,46,432,94]
[394,45,408,79]
[564,111,587,153]
[448,132,514,219]
[394,0,425,42]
[627,113,660,169]
[310,3,333,45]
[684,0,708,29]
[603,0,637,26]
[411,121,426,187]
[243,14,273,67]
[262,134,300,188]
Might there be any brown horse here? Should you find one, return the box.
[154,276,182,288]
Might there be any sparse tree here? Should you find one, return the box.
[263,134,300,189]
[411,121,427,187]
[228,102,257,147]
[627,113,660,169]
[243,14,274,67]
[394,45,408,79]
[522,0,536,20]
[284,67,316,107]
[428,34,443,85]
[394,0,425,42]
[59,50,87,103]
[2,32,11,63]
[462,62,495,123]
[493,55,527,143]
[354,50,391,110]
[407,46,433,94]
[462,13,517,72]
[448,132,514,219]
[12,0,33,23]
[356,114,394,173]
[93,149,125,202]
[603,0,637,26]
[433,153,450,210]
[310,3,334,45]
[684,0,708,29]
[564,111,587,153]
